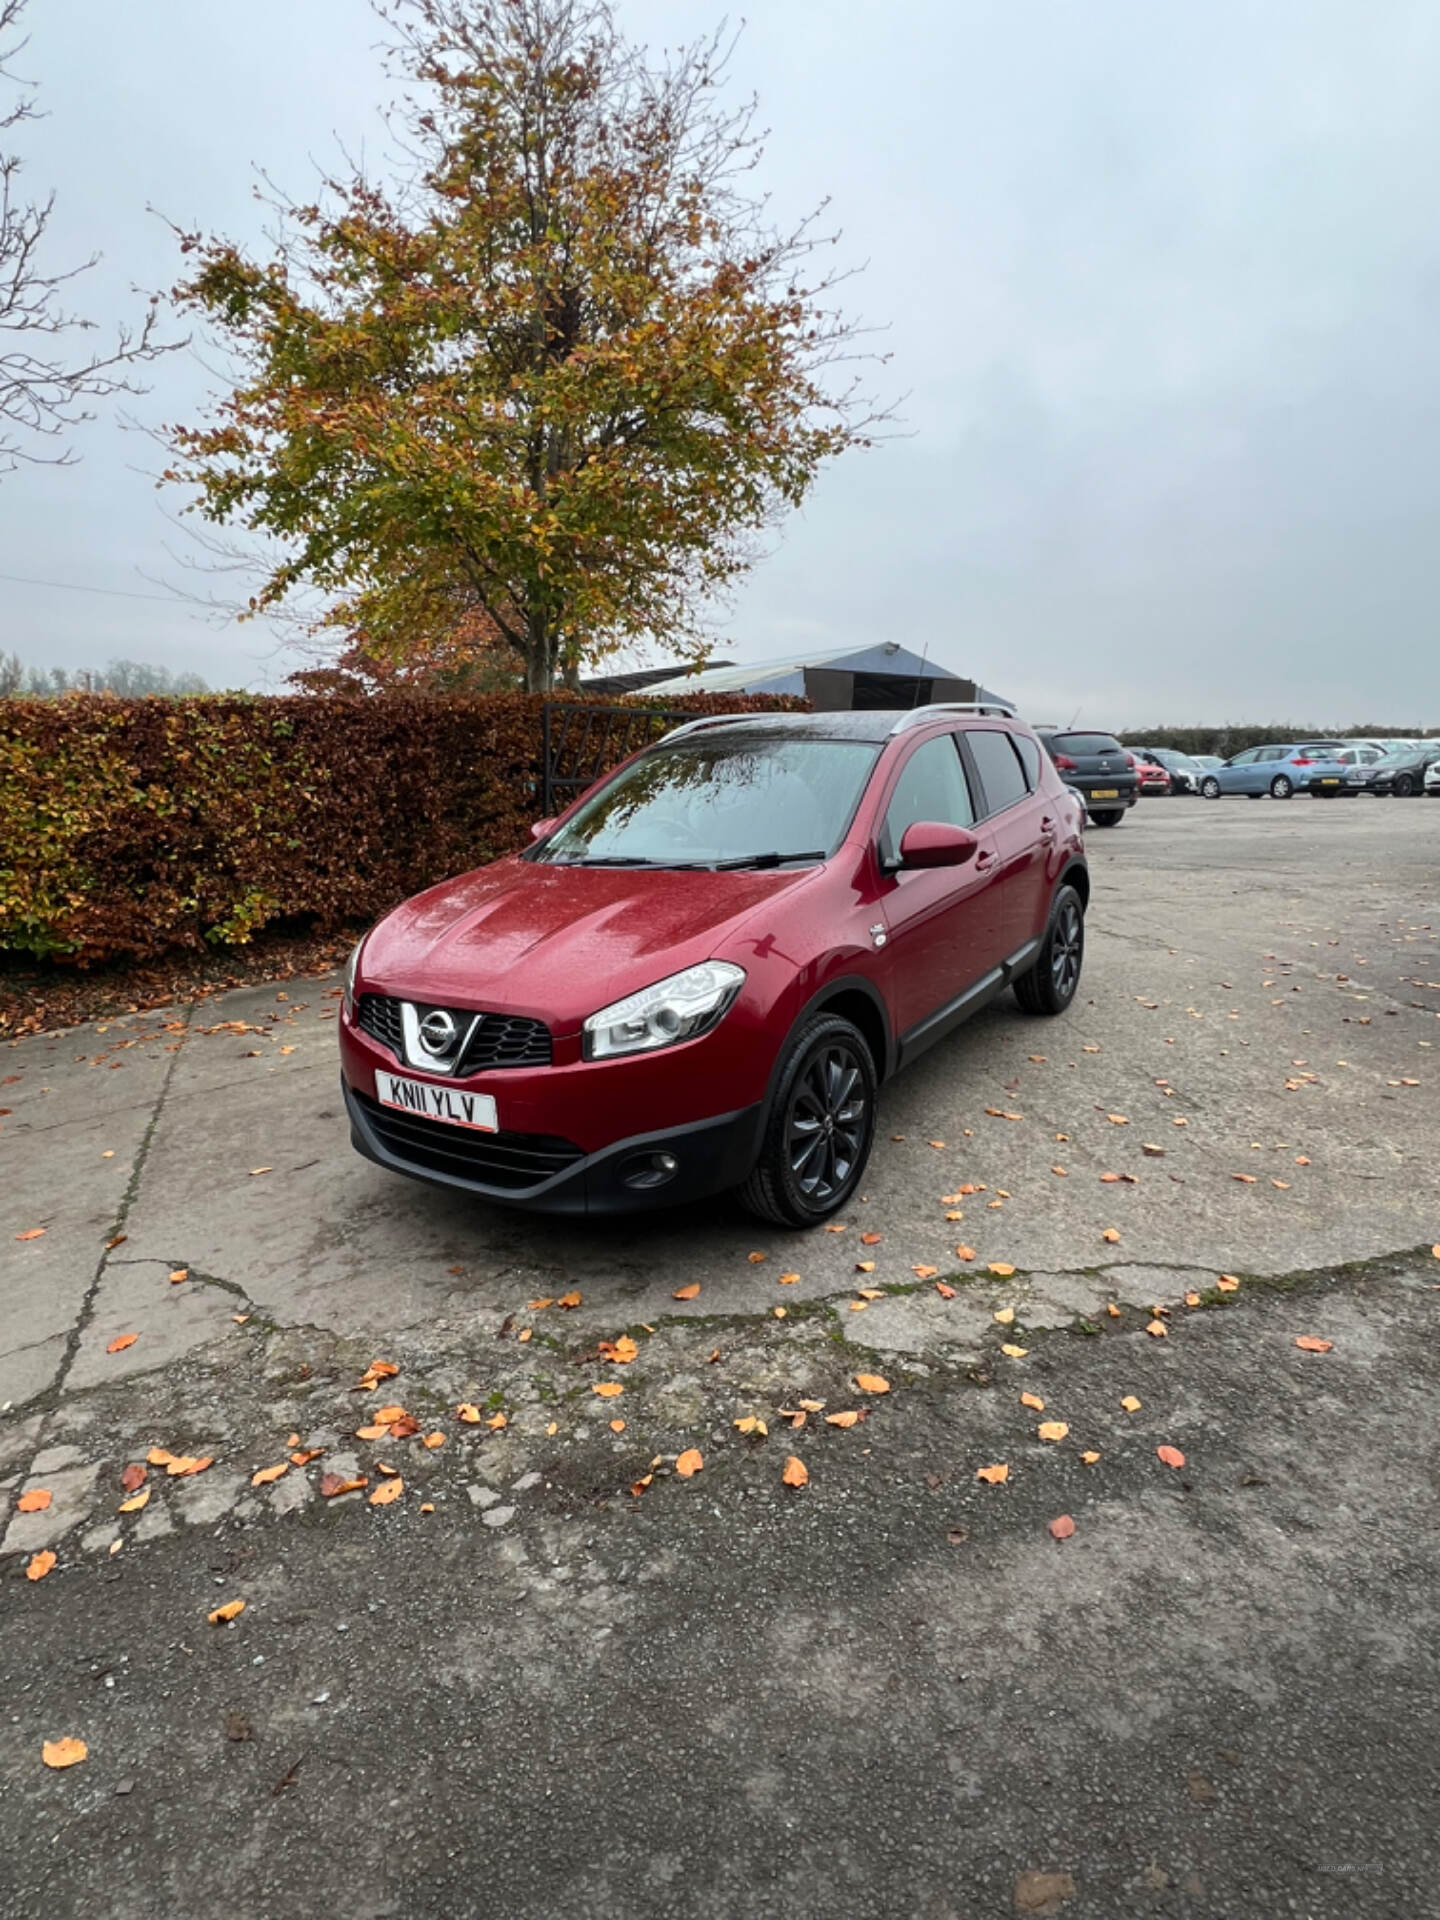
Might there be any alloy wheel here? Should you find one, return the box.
[1050,900,1083,1001]
[787,1043,867,1204]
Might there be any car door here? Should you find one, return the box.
[872,731,1004,1039]
[963,726,1050,960]
[1219,749,1260,793]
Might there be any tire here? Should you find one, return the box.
[1394,773,1415,797]
[738,1014,877,1228]
[1270,774,1294,799]
[1014,886,1085,1017]
[1088,809,1125,827]
[1200,777,1222,799]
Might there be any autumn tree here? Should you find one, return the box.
[0,0,167,473]
[167,0,883,691]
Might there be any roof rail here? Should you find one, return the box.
[888,700,1018,735]
[657,711,755,744]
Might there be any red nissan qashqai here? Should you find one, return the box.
[339,705,1088,1226]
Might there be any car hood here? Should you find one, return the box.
[359,856,819,1031]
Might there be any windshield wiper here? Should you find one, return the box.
[707,850,828,870]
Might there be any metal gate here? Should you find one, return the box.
[539,702,702,817]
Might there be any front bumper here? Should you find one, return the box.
[344,1076,766,1215]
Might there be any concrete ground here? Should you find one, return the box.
[2,798,1438,1917]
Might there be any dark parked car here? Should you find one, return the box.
[339,707,1089,1225]
[1035,729,1139,827]
[1135,747,1203,795]
[1369,743,1440,798]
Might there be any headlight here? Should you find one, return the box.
[341,935,366,1019]
[583,962,746,1060]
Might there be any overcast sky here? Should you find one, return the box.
[3,0,1438,725]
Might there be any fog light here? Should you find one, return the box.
[620,1151,679,1191]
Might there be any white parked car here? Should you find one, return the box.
[1426,758,1440,797]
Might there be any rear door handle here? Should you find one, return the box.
[975,850,998,872]
[1040,815,1057,837]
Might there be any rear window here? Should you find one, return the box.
[967,729,1031,815]
[1045,732,1122,756]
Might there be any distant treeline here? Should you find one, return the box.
[0,653,209,698]
[1120,724,1438,757]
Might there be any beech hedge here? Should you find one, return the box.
[0,691,801,965]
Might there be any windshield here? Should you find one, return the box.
[533,733,881,869]
[1046,732,1122,756]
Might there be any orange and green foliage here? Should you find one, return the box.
[165,0,883,689]
[0,690,797,964]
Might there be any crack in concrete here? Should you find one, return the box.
[11,1003,193,1443]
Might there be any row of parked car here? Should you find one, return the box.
[1035,729,1440,826]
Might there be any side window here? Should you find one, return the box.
[966,729,1030,817]
[1261,747,1289,762]
[882,734,975,861]
[1231,749,1258,765]
[1013,733,1042,789]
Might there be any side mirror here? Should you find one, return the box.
[897,821,979,870]
[529,817,558,842]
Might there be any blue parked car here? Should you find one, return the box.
[1197,743,1351,801]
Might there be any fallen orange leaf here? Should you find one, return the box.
[860,1231,883,1245]
[824,1222,846,1233]
[1295,1335,1334,1353]
[609,1419,626,1433]
[1020,1392,1045,1411]
[1037,1421,1069,1442]
[355,1424,389,1441]
[675,1448,704,1478]
[528,1297,554,1311]
[608,1336,639,1363]
[487,1413,507,1430]
[106,1333,138,1354]
[369,1478,403,1506]
[825,1410,860,1428]
[955,1245,977,1261]
[935,1281,956,1299]
[557,1291,582,1308]
[15,1227,47,1241]
[672,1283,700,1300]
[989,1262,1016,1278]
[26,1550,56,1582]
[373,1405,407,1424]
[976,1463,1009,1485]
[857,1286,883,1300]
[168,1268,188,1284]
[1217,1274,1240,1292]
[421,1430,446,1448]
[1000,1342,1029,1358]
[456,1404,482,1424]
[993,1306,1015,1324]
[250,1463,289,1487]
[854,1261,876,1274]
[117,1488,150,1513]
[319,1474,367,1498]
[41,1738,86,1769]
[1106,1303,1122,1318]
[747,1250,767,1263]
[120,1463,146,1492]
[1102,1228,1121,1244]
[1121,1395,1142,1412]
[17,1489,51,1512]
[1048,1514,1076,1540]
[911,1264,938,1279]
[592,1381,623,1398]
[1081,1450,1101,1465]
[290,1448,323,1465]
[1184,1291,1201,1307]
[366,1360,399,1379]
[854,1373,890,1394]
[1146,1320,1168,1338]
[208,1599,245,1624]
[630,1476,653,1496]
[782,1456,810,1488]
[778,1272,800,1285]
[1156,1445,1186,1469]
[1233,1173,1257,1184]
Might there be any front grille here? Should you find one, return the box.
[357,993,405,1055]
[357,994,552,1071]
[354,1091,583,1192]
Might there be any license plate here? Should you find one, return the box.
[376,1070,497,1133]
[1319,778,1339,785]
[1091,788,1119,800]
